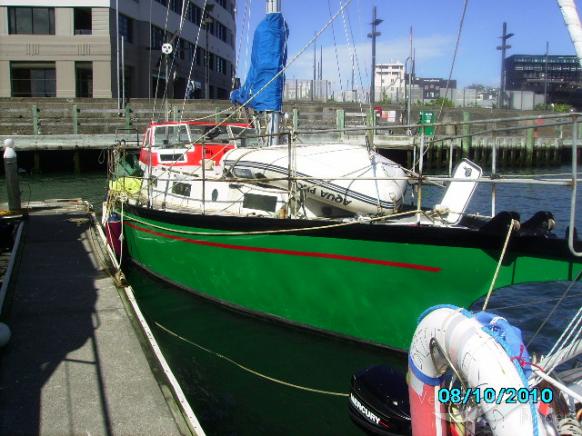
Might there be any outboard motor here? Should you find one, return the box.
[348,365,411,435]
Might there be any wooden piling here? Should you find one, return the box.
[124,105,133,129]
[292,108,299,131]
[32,105,41,135]
[336,109,345,140]
[73,151,81,174]
[33,152,41,173]
[72,104,80,135]
[462,111,471,159]
[526,127,534,167]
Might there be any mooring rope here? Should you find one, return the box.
[482,219,518,311]
[154,322,349,397]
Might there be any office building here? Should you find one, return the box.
[0,0,236,99]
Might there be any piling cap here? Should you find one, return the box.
[3,138,14,148]
[3,146,16,159]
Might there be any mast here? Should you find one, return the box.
[266,0,282,145]
[557,0,582,64]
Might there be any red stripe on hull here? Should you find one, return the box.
[126,221,442,273]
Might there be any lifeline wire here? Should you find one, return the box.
[120,208,427,237]
[155,322,349,397]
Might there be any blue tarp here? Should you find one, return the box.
[231,13,288,112]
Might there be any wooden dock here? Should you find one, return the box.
[0,98,578,170]
[0,200,201,435]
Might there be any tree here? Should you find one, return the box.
[430,97,454,108]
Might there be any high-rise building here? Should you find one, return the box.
[375,62,406,102]
[0,0,236,99]
[412,77,457,101]
[505,54,581,93]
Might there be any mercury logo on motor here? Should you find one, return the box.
[350,393,381,425]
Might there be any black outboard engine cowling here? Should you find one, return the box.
[348,365,411,435]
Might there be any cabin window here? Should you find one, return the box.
[154,124,191,148]
[159,153,187,162]
[172,182,191,197]
[243,194,278,212]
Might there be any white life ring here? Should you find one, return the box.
[407,305,546,436]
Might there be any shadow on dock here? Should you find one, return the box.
[0,203,182,435]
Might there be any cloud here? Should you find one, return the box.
[283,34,456,92]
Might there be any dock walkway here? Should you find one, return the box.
[0,201,185,435]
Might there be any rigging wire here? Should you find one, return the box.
[435,0,470,132]
[235,0,249,76]
[148,0,154,104]
[339,1,367,114]
[413,0,470,168]
[179,0,209,121]
[527,270,582,348]
[158,0,190,119]
[152,1,173,119]
[328,0,344,95]
[188,0,356,145]
[243,0,254,81]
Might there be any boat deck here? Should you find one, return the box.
[0,201,188,435]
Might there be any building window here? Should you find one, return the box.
[196,48,204,66]
[216,87,228,99]
[74,8,92,35]
[8,7,55,35]
[119,15,133,43]
[216,56,227,75]
[151,25,165,49]
[154,0,169,6]
[207,52,215,71]
[170,0,183,15]
[187,2,202,25]
[215,21,227,43]
[11,62,56,97]
[75,62,93,97]
[216,0,227,9]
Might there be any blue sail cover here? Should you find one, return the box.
[231,13,288,112]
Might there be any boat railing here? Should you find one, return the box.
[108,113,582,256]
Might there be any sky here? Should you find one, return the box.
[234,0,579,90]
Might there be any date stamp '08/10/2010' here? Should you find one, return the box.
[438,387,554,405]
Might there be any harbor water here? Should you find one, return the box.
[1,169,582,435]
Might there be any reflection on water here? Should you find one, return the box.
[125,265,406,436]
[126,265,582,435]
[0,173,107,208]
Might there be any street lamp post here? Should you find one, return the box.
[496,22,514,109]
[368,6,383,104]
[203,4,215,100]
[544,41,550,107]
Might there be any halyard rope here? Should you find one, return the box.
[155,322,349,397]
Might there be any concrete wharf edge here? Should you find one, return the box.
[0,199,203,436]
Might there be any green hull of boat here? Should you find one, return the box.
[120,207,582,351]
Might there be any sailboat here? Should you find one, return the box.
[105,0,582,353]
